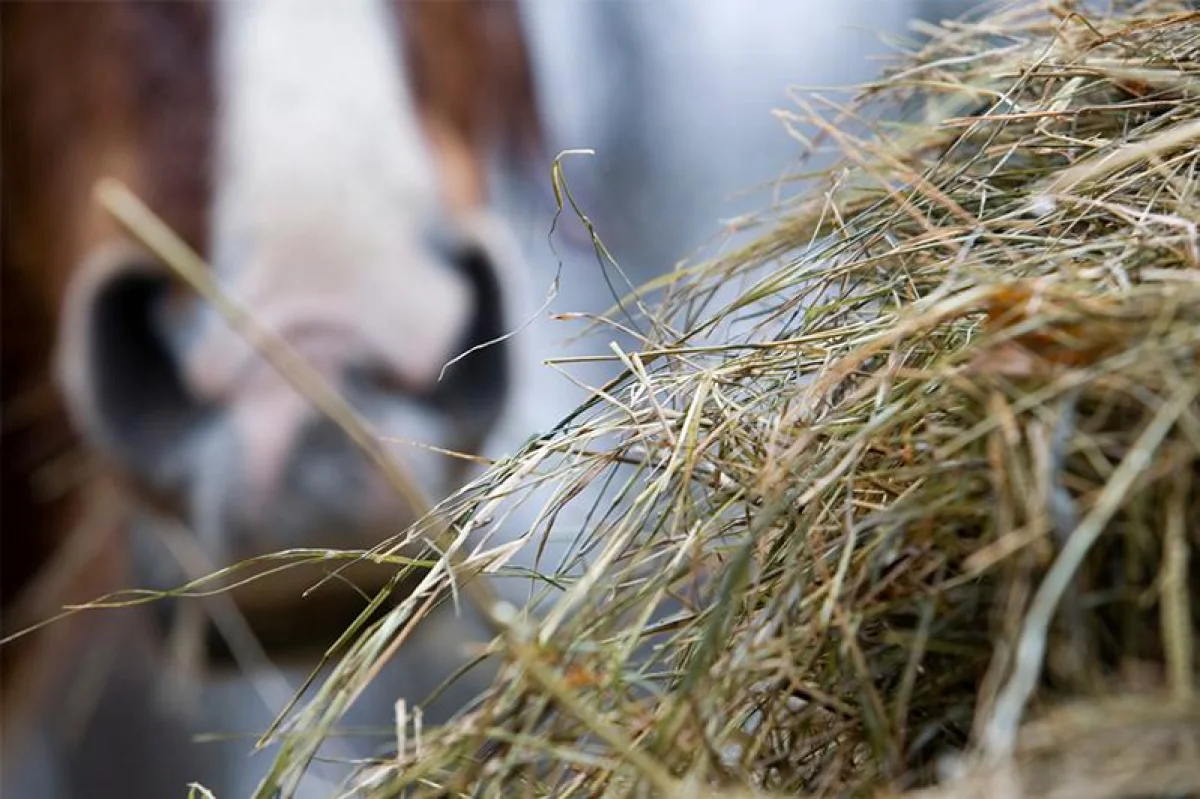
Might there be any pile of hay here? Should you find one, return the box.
[265,1,1200,796]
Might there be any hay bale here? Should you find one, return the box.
[269,1,1200,796]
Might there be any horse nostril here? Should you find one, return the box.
[423,228,511,420]
[339,226,513,435]
[56,248,210,500]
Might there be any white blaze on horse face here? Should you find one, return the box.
[191,0,474,401]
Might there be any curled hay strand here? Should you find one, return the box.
[268,2,1200,796]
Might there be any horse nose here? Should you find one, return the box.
[215,334,450,530]
[218,306,508,553]
[55,211,518,561]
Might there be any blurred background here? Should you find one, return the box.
[491,0,991,446]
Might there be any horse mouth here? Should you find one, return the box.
[149,557,429,671]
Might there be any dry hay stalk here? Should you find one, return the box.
[263,1,1200,796]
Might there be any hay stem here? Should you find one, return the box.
[1161,464,1195,701]
[981,381,1200,760]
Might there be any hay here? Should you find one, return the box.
[264,1,1200,796]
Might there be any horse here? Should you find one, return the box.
[3,1,544,795]
[1,1,986,796]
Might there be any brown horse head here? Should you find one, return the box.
[1,0,544,730]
